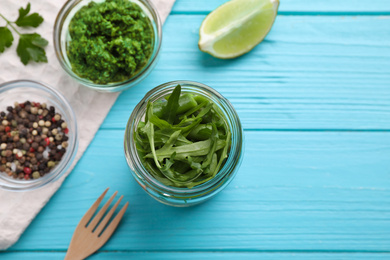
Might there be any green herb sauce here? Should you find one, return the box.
[135,85,232,188]
[67,0,153,84]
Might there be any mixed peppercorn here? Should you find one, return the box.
[0,101,69,180]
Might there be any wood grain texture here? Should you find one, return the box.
[1,252,390,260]
[2,1,390,259]
[101,15,390,130]
[8,131,390,251]
[172,0,390,14]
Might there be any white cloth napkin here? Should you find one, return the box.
[0,0,175,250]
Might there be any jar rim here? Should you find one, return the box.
[0,79,79,191]
[53,0,162,92]
[124,80,243,195]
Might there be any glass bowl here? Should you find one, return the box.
[54,0,162,92]
[0,80,78,191]
[124,81,244,207]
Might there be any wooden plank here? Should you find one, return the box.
[8,130,390,251]
[172,0,390,14]
[1,252,390,260]
[102,15,390,130]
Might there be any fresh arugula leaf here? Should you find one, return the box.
[154,128,192,147]
[188,124,212,140]
[175,118,202,137]
[135,130,148,155]
[143,102,161,168]
[172,160,191,174]
[163,84,181,124]
[213,131,231,175]
[143,160,175,186]
[187,156,203,173]
[146,130,181,163]
[174,169,203,184]
[0,27,13,53]
[15,3,44,28]
[176,93,198,114]
[204,153,218,175]
[16,33,48,65]
[135,84,232,188]
[149,112,202,136]
[163,92,198,115]
[160,152,176,174]
[202,124,218,168]
[145,138,226,161]
[160,154,203,184]
[179,100,208,120]
[161,167,203,185]
[193,102,213,120]
[149,114,172,130]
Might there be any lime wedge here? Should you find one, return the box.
[198,0,279,59]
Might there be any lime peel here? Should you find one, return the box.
[198,0,279,59]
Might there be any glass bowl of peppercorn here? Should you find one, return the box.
[54,0,162,92]
[0,80,78,191]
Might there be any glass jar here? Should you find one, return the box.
[0,80,78,191]
[54,0,162,92]
[124,81,244,206]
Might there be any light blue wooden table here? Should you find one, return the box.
[2,0,390,259]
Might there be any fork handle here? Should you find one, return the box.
[64,250,82,260]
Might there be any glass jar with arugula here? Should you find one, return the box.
[124,81,244,206]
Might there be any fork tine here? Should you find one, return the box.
[87,191,118,231]
[98,202,129,241]
[94,195,123,235]
[79,188,109,227]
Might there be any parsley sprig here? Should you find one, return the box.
[0,3,48,65]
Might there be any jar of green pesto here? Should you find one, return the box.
[124,81,244,207]
[54,0,161,92]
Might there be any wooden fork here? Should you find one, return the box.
[65,188,129,260]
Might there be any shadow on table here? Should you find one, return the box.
[199,40,271,68]
[127,175,214,212]
[122,177,233,249]
[199,51,246,68]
